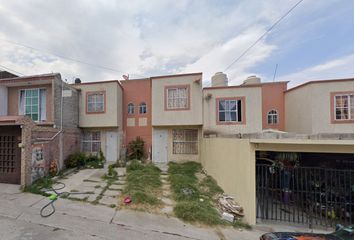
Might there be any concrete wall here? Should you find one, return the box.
[53,77,79,129]
[7,84,53,122]
[285,81,354,134]
[203,87,262,135]
[121,79,152,155]
[0,86,8,116]
[152,74,203,126]
[75,81,122,128]
[201,137,256,224]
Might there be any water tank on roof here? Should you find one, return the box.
[243,75,261,85]
[211,72,228,87]
[74,78,81,84]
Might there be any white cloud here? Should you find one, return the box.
[280,54,354,88]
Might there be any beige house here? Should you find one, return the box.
[151,73,203,163]
[285,78,354,134]
[72,80,123,162]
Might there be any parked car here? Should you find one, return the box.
[260,225,354,240]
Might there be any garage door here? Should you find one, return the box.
[0,126,21,184]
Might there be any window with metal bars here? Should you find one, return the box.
[172,129,198,154]
[82,131,101,153]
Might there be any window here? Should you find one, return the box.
[166,86,189,110]
[87,92,105,113]
[82,131,101,153]
[139,102,147,114]
[334,94,354,120]
[127,103,134,114]
[267,110,278,124]
[172,129,198,154]
[19,88,47,121]
[218,99,242,123]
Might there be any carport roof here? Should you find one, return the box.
[0,116,23,125]
[250,138,354,146]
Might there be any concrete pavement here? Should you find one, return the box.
[0,183,264,240]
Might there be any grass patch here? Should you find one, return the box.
[24,177,54,196]
[199,176,224,199]
[123,160,162,206]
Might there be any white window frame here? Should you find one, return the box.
[166,86,189,110]
[334,94,354,120]
[127,103,134,114]
[139,102,147,114]
[218,99,241,122]
[172,129,198,155]
[82,131,101,153]
[87,92,105,113]
[267,109,278,125]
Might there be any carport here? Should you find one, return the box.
[253,138,354,228]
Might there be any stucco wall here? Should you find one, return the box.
[201,137,256,224]
[0,86,8,116]
[203,87,262,135]
[151,74,203,126]
[285,81,354,134]
[121,79,152,155]
[75,81,123,128]
[7,84,53,122]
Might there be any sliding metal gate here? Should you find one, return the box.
[256,164,354,228]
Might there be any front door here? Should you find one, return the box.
[0,126,21,184]
[152,129,168,163]
[106,131,118,162]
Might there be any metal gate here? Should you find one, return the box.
[0,126,21,184]
[256,164,354,228]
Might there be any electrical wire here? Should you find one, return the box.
[0,38,145,78]
[223,0,304,72]
[0,63,24,76]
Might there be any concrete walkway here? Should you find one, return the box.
[0,183,265,240]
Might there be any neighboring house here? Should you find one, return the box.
[285,78,354,135]
[120,78,152,159]
[203,73,287,135]
[151,73,203,163]
[72,80,123,163]
[0,73,80,187]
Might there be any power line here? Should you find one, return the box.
[0,38,145,78]
[0,63,24,76]
[223,0,304,72]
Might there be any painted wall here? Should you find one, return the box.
[285,81,354,134]
[203,86,262,135]
[75,81,123,128]
[7,84,53,122]
[261,82,287,130]
[0,86,8,116]
[201,137,256,224]
[151,74,203,126]
[121,79,152,156]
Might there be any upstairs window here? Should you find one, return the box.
[217,98,243,123]
[166,85,189,110]
[127,103,134,114]
[334,94,354,120]
[87,92,105,113]
[82,131,101,153]
[267,110,278,124]
[139,102,147,114]
[19,88,47,122]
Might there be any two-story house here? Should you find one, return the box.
[0,73,80,187]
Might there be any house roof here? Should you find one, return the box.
[72,79,124,90]
[150,72,202,80]
[286,78,354,93]
[0,73,59,86]
[203,81,288,90]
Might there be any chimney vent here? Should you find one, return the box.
[211,72,228,87]
[74,78,81,84]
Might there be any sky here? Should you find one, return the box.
[0,0,354,87]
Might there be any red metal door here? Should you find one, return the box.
[0,126,21,184]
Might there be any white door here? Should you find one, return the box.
[152,129,168,163]
[106,131,118,162]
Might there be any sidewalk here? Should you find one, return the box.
[0,183,263,240]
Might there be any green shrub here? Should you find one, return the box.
[108,164,118,177]
[128,137,145,160]
[127,160,144,171]
[65,152,86,168]
[24,177,54,195]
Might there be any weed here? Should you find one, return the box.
[24,177,54,196]
[199,176,224,199]
[232,220,252,230]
